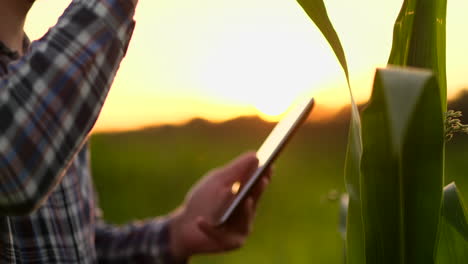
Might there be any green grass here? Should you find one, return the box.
[90,108,468,263]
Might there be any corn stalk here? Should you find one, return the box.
[296,0,468,263]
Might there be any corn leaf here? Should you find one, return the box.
[360,68,444,264]
[436,183,468,263]
[388,0,447,110]
[296,0,349,84]
[295,1,365,263]
[339,194,349,240]
[442,183,468,241]
[341,111,365,264]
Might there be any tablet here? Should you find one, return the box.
[218,98,315,225]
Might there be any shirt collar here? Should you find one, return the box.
[0,34,31,60]
[0,41,19,60]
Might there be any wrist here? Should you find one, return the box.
[168,208,190,262]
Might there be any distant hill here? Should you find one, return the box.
[95,88,468,145]
[448,89,468,122]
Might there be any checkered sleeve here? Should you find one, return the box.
[0,0,136,215]
[95,217,187,264]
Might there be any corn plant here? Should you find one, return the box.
[296,0,468,263]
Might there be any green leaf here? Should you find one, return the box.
[296,0,349,84]
[339,194,349,240]
[342,111,365,264]
[388,0,447,110]
[360,68,444,264]
[436,183,468,263]
[442,183,468,240]
[436,218,468,263]
[295,1,364,263]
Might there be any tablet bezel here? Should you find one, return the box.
[217,98,315,225]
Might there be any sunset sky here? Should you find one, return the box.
[25,0,468,132]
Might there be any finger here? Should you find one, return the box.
[249,175,270,209]
[197,217,232,253]
[198,217,247,251]
[264,166,273,181]
[220,169,270,226]
[214,186,236,221]
[249,166,273,205]
[222,152,259,183]
[197,217,224,244]
[228,197,255,235]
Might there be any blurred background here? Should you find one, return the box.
[24,0,468,263]
[25,0,468,131]
[88,94,468,264]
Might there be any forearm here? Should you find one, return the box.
[95,217,186,264]
[0,0,136,215]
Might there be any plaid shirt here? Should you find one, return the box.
[0,0,179,263]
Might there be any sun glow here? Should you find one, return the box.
[24,0,468,132]
[195,12,338,120]
[255,100,289,119]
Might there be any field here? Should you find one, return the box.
[90,101,468,264]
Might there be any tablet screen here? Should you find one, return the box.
[218,98,314,225]
[257,99,314,166]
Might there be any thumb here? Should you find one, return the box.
[222,152,259,183]
[197,217,225,243]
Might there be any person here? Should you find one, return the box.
[0,0,272,263]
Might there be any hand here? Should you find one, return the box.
[168,152,272,261]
